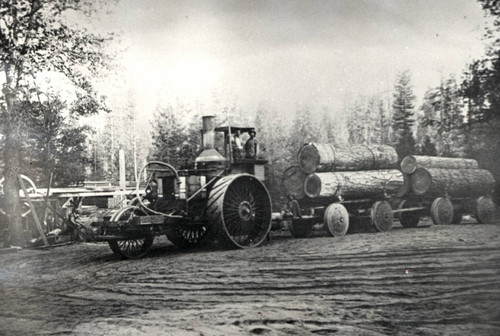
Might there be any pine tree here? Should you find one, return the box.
[392,71,417,159]
[420,136,438,156]
[150,105,199,169]
[420,77,465,156]
[459,0,500,199]
[288,106,318,157]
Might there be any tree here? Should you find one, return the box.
[392,70,417,159]
[420,135,438,156]
[420,76,465,156]
[459,0,500,199]
[150,105,199,169]
[20,94,90,186]
[287,106,318,159]
[346,95,390,145]
[0,0,113,245]
[255,108,292,205]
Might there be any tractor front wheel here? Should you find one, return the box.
[107,206,154,259]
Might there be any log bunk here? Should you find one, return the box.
[283,146,497,239]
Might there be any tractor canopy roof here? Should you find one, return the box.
[215,125,256,135]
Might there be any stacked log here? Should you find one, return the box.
[400,155,497,225]
[284,143,405,235]
[401,155,479,174]
[298,143,398,174]
[304,169,407,200]
[410,168,495,198]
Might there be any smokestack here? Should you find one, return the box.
[195,115,226,164]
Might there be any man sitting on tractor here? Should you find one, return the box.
[244,130,258,159]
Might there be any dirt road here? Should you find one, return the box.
[1,219,500,335]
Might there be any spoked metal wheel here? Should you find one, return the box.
[371,200,393,232]
[166,225,213,249]
[324,203,349,237]
[108,206,154,259]
[207,174,272,248]
[430,197,454,225]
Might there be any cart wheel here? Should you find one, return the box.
[108,206,154,259]
[207,174,272,248]
[371,200,393,232]
[430,197,453,225]
[398,200,420,228]
[288,220,313,238]
[475,196,496,224]
[166,226,213,248]
[324,203,349,237]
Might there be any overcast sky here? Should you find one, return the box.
[95,0,489,119]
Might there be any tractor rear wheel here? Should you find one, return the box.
[207,174,272,248]
[108,206,154,259]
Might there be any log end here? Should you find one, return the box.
[298,144,320,174]
[391,173,411,198]
[411,167,432,196]
[304,173,321,198]
[400,155,417,174]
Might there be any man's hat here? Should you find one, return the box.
[249,130,256,136]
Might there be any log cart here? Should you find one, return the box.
[282,166,415,238]
[89,116,273,259]
[282,142,416,238]
[403,163,497,226]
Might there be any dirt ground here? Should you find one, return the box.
[1,217,499,336]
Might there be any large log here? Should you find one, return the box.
[304,169,407,200]
[298,143,398,174]
[410,168,495,197]
[400,155,479,174]
[282,166,307,199]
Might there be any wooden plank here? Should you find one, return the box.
[18,175,49,247]
[42,173,53,231]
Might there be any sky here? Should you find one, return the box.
[92,0,489,121]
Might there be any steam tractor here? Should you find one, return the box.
[90,116,272,259]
